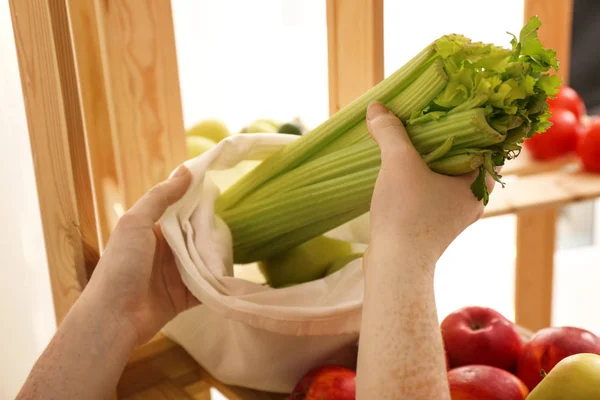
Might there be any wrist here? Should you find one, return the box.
[366,237,438,272]
[78,278,140,351]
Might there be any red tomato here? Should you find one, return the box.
[577,117,600,172]
[547,85,587,121]
[524,108,580,161]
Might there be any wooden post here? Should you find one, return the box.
[326,0,384,114]
[66,0,121,250]
[516,0,573,331]
[93,0,188,209]
[9,0,100,323]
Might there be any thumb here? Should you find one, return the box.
[366,102,422,166]
[126,165,192,225]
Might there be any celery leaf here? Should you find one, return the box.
[471,166,489,205]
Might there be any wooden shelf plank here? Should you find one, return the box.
[66,0,121,249]
[484,169,600,218]
[502,151,577,177]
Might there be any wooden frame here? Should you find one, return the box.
[10,0,599,398]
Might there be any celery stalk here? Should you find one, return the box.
[222,167,379,250]
[243,140,380,203]
[215,44,437,212]
[306,59,449,161]
[214,17,561,264]
[429,153,485,175]
[424,137,454,163]
[407,109,505,153]
[234,207,367,264]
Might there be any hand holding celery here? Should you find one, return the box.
[214,17,560,264]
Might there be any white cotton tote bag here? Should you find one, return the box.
[159,133,370,393]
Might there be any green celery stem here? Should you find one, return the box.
[222,166,379,251]
[407,108,505,153]
[234,207,367,264]
[429,153,485,175]
[215,44,438,212]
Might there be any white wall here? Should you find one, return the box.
[0,2,56,399]
[172,0,330,133]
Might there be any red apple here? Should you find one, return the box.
[289,365,322,398]
[289,365,355,400]
[448,365,529,400]
[516,326,600,391]
[441,306,523,371]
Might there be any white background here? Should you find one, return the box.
[1,1,599,398]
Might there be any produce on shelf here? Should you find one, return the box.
[523,107,580,160]
[447,365,529,400]
[577,116,600,172]
[278,122,303,136]
[516,326,600,390]
[278,117,308,136]
[526,353,600,400]
[241,117,307,136]
[215,17,561,264]
[186,119,230,142]
[547,85,587,122]
[290,304,600,399]
[289,365,355,400]
[243,119,280,133]
[258,236,358,288]
[441,306,523,371]
[524,83,600,170]
[186,136,217,158]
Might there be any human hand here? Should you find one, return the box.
[365,102,497,267]
[86,165,199,345]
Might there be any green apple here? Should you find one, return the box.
[527,353,600,400]
[244,119,280,133]
[325,253,363,276]
[259,236,354,288]
[186,136,216,158]
[186,119,230,142]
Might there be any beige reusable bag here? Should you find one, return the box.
[159,133,368,393]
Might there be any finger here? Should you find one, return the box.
[366,101,422,166]
[127,165,192,224]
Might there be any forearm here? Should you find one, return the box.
[356,245,450,400]
[16,286,137,400]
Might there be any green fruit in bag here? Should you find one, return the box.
[260,236,354,288]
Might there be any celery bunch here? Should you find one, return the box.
[216,17,561,264]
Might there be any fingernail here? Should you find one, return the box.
[366,101,389,121]
[169,164,187,179]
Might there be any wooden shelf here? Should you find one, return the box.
[120,334,285,400]
[485,166,600,218]
[501,150,577,177]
